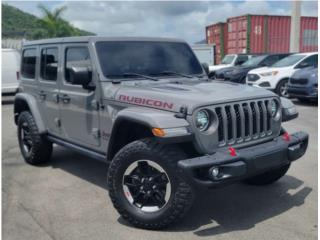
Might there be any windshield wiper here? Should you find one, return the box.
[157,71,194,78]
[122,72,159,81]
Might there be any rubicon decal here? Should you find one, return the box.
[118,95,174,110]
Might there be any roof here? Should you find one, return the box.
[23,36,187,46]
[293,52,318,56]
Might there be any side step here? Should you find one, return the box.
[47,135,106,162]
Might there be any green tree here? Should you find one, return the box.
[36,4,80,38]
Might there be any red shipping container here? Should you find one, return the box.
[300,16,318,52]
[227,15,291,54]
[206,22,227,64]
[225,14,318,54]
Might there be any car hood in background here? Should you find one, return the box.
[209,64,233,72]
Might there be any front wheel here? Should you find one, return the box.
[276,79,289,97]
[244,164,290,185]
[107,138,194,229]
[17,111,52,165]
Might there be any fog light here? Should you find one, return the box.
[211,167,219,178]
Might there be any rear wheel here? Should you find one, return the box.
[244,164,290,185]
[107,138,193,229]
[276,79,289,97]
[17,111,52,165]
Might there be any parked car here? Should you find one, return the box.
[208,54,252,77]
[214,53,291,83]
[287,66,318,102]
[2,48,20,94]
[14,36,308,230]
[247,52,318,97]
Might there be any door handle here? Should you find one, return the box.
[39,91,46,100]
[61,94,71,104]
[53,93,59,103]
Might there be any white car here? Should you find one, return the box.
[209,54,252,76]
[2,48,21,94]
[247,52,318,97]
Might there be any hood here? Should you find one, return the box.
[209,64,232,72]
[249,66,291,74]
[292,67,318,79]
[111,79,277,114]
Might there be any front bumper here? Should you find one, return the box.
[287,85,318,99]
[178,131,308,188]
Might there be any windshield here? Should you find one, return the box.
[272,54,306,67]
[221,55,235,64]
[241,55,266,67]
[95,41,203,79]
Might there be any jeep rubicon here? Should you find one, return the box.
[14,37,308,230]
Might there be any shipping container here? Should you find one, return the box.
[300,16,318,52]
[225,14,317,54]
[206,22,227,64]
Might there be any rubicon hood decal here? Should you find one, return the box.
[119,95,174,110]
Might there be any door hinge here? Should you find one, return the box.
[92,128,101,139]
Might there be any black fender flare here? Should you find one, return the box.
[14,93,46,134]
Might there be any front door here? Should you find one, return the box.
[59,44,100,147]
[37,45,61,135]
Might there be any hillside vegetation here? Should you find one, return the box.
[2,4,94,39]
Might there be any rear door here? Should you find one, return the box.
[37,45,61,135]
[59,43,100,147]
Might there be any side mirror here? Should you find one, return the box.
[201,62,209,75]
[69,66,94,90]
[280,97,298,122]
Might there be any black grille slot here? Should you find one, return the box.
[215,99,274,146]
[225,106,233,140]
[215,107,224,142]
[290,78,308,85]
[234,105,242,138]
[258,101,264,134]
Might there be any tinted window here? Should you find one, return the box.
[221,55,235,64]
[298,55,318,68]
[241,55,266,67]
[21,48,36,79]
[95,41,203,79]
[41,47,58,81]
[65,47,91,82]
[262,55,279,66]
[235,55,248,65]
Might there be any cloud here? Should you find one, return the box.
[4,0,318,43]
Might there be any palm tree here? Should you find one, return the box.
[37,4,73,38]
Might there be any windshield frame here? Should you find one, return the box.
[271,54,307,68]
[94,40,205,81]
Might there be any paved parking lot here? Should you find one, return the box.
[2,100,317,240]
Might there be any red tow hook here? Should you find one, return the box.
[228,147,237,156]
[282,132,291,142]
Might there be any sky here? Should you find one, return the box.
[3,0,319,43]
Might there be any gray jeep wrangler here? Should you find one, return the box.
[14,37,308,230]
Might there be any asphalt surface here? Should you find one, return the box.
[2,99,318,240]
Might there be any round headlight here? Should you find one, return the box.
[196,110,210,131]
[269,99,278,117]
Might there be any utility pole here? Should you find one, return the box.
[290,0,301,52]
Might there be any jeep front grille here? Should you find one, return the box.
[215,100,273,146]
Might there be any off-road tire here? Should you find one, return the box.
[107,138,194,230]
[17,111,53,165]
[244,164,290,185]
[276,79,289,97]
